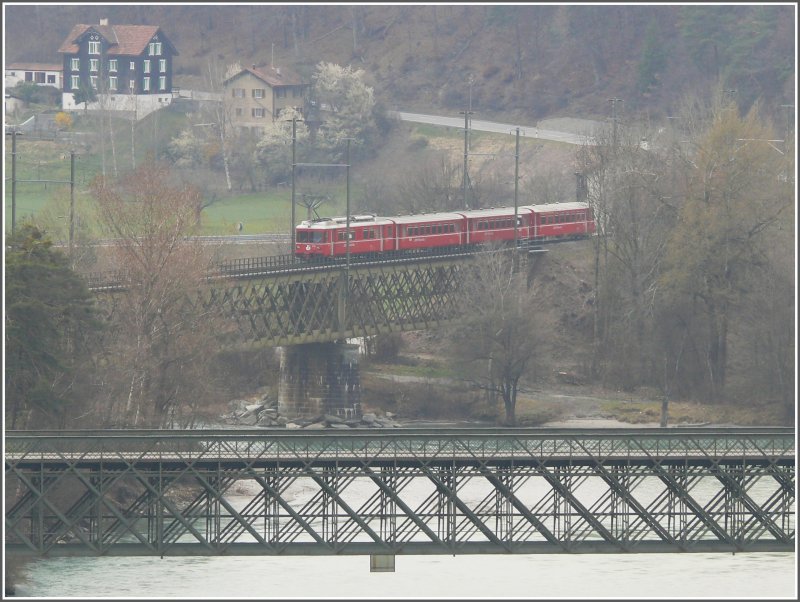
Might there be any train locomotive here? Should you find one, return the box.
[295,201,595,260]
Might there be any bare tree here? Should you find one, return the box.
[90,163,224,427]
[446,247,552,425]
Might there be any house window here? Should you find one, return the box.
[149,42,162,56]
[90,59,99,72]
[71,75,80,89]
[71,58,80,71]
[232,88,245,98]
[130,61,135,70]
[47,74,56,84]
[159,76,166,90]
[109,59,117,72]
[252,107,265,118]
[25,72,33,81]
[143,76,150,91]
[143,60,150,74]
[252,88,264,99]
[159,59,166,72]
[88,41,100,54]
[109,76,117,91]
[235,108,242,116]
[35,72,46,83]
[276,88,286,98]
[129,79,135,90]
[90,75,98,89]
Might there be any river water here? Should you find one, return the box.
[10,550,797,598]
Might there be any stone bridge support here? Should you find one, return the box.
[278,342,361,420]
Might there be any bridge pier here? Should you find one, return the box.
[278,342,361,420]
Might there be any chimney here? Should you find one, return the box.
[276,67,281,77]
[100,18,109,26]
[251,64,256,70]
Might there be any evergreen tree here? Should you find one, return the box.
[5,224,100,428]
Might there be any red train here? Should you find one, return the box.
[295,202,595,260]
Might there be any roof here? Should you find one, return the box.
[299,215,394,229]
[57,23,177,56]
[7,63,63,72]
[455,207,535,219]
[224,65,306,88]
[523,202,591,212]
[388,212,465,224]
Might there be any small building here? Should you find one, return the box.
[223,64,309,135]
[57,17,178,118]
[5,90,28,116]
[5,63,63,89]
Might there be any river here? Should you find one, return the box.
[10,550,797,598]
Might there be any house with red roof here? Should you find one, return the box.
[57,17,178,117]
[223,64,309,135]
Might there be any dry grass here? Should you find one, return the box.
[601,399,791,426]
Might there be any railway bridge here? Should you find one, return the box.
[5,428,795,561]
[88,247,545,418]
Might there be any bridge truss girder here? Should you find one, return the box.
[94,258,468,345]
[5,429,794,556]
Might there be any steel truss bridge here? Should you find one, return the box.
[5,428,794,557]
[90,250,519,345]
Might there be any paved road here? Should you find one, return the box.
[391,111,598,146]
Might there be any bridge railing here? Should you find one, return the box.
[6,428,795,464]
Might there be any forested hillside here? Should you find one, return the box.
[5,4,795,124]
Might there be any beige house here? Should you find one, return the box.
[223,65,309,135]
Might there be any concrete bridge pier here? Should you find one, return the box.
[278,342,361,420]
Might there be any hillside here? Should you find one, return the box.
[4,4,795,125]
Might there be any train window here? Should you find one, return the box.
[312,231,326,243]
[297,231,308,243]
[437,225,443,234]
[449,224,455,232]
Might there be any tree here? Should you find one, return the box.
[89,163,225,427]
[446,247,551,425]
[310,62,379,160]
[659,102,789,402]
[254,107,309,186]
[5,224,100,429]
[73,81,97,113]
[54,111,73,130]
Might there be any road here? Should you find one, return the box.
[391,111,599,146]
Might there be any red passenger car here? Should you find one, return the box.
[390,212,465,253]
[455,207,534,246]
[295,214,396,259]
[526,202,595,240]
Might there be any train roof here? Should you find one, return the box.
[524,202,591,212]
[455,206,534,219]
[388,212,465,224]
[297,215,394,229]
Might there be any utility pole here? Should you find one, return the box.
[780,104,794,150]
[514,127,520,251]
[69,150,75,257]
[608,98,623,150]
[467,75,474,150]
[9,130,19,233]
[460,108,473,209]
[345,138,351,273]
[291,116,297,250]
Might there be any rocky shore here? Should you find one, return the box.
[221,393,403,429]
